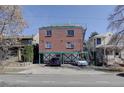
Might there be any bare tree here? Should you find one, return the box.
[0,5,26,36]
[108,6,124,29]
[108,5,124,45]
[0,5,26,62]
[107,5,124,65]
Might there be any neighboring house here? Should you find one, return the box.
[16,36,33,62]
[16,36,33,46]
[33,33,39,44]
[96,33,124,65]
[87,32,114,65]
[4,35,33,46]
[33,33,39,64]
[2,35,33,61]
[88,32,124,66]
[88,34,106,52]
[39,24,86,64]
[88,32,113,51]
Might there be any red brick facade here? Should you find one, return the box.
[39,25,86,53]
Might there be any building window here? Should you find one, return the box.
[66,42,74,49]
[45,42,52,49]
[67,30,74,36]
[21,40,32,45]
[96,38,101,45]
[45,30,52,36]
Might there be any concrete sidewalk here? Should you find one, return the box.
[18,64,108,75]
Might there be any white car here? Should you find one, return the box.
[76,60,88,66]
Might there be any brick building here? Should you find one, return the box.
[39,25,86,64]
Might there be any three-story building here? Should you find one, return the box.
[39,25,86,64]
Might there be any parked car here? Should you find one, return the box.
[75,60,88,66]
[47,57,61,66]
[71,61,78,66]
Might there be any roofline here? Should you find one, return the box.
[39,24,85,30]
[94,35,106,38]
[89,35,106,40]
[4,36,33,39]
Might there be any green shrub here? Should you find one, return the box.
[22,45,33,62]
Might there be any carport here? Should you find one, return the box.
[39,52,89,64]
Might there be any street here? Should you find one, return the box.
[0,64,124,87]
[0,73,124,87]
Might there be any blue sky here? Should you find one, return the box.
[21,5,116,40]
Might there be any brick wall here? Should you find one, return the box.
[39,26,85,52]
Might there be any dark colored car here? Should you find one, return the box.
[47,57,61,66]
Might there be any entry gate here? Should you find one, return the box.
[39,52,81,64]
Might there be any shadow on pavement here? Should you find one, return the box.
[117,73,124,77]
[45,64,89,70]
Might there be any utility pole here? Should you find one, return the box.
[103,39,106,67]
[93,38,95,65]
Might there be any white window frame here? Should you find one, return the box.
[45,30,52,37]
[45,42,52,49]
[96,38,102,45]
[66,42,75,49]
[66,30,75,37]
